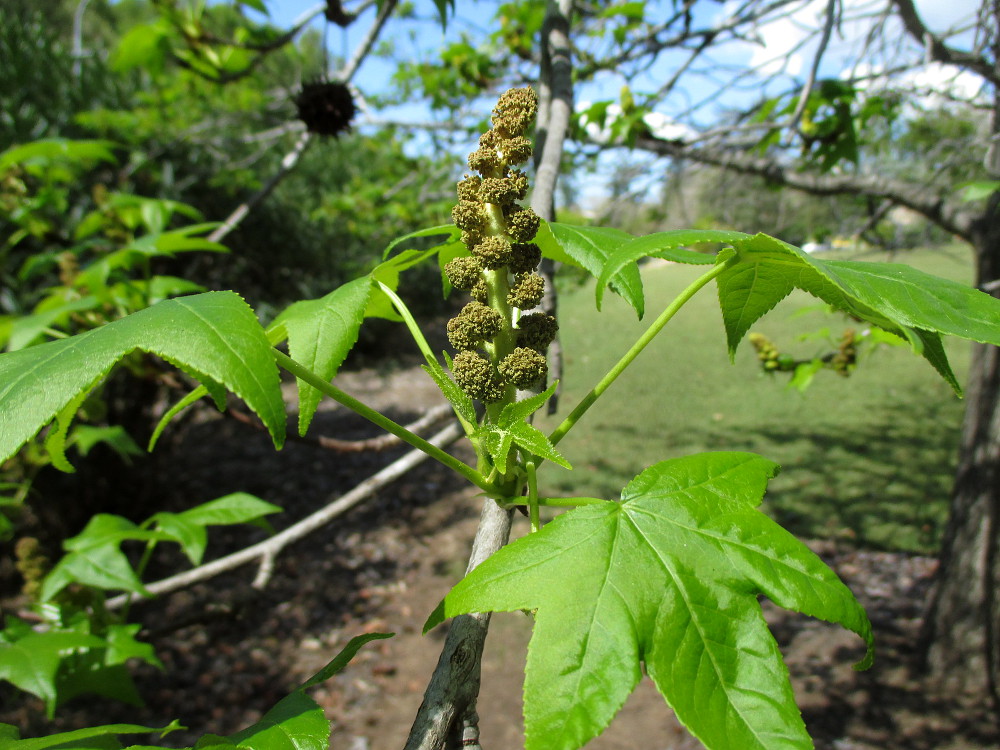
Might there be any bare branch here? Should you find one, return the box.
[891,0,999,86]
[634,133,976,240]
[208,0,398,244]
[227,402,453,453]
[105,421,463,608]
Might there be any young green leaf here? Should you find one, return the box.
[475,384,571,474]
[153,493,282,565]
[718,233,1000,393]
[426,452,873,750]
[40,514,169,600]
[0,291,286,466]
[0,630,106,716]
[535,221,645,317]
[225,690,328,750]
[595,229,751,310]
[268,276,373,435]
[423,352,477,430]
[297,632,394,690]
[1,721,182,750]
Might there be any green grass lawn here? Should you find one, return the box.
[535,244,975,554]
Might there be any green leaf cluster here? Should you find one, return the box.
[0,493,281,715]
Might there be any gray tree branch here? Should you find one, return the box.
[634,133,977,241]
[403,4,576,748]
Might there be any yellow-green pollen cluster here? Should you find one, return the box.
[445,88,558,404]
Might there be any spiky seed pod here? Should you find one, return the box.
[498,347,548,388]
[294,81,356,137]
[509,242,542,274]
[444,256,484,291]
[456,174,483,202]
[507,208,540,242]
[508,273,545,310]
[452,201,486,233]
[452,350,506,403]
[516,312,559,352]
[493,88,539,137]
[472,235,513,269]
[498,137,533,166]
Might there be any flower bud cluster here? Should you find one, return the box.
[445,88,558,404]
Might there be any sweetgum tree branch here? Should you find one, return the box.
[407,22,575,740]
[891,0,999,87]
[633,133,977,242]
[105,421,463,608]
[209,0,398,244]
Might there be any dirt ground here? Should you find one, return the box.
[2,363,999,749]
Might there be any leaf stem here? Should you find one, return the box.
[273,349,493,493]
[526,461,540,532]
[374,281,439,367]
[548,259,733,447]
[375,281,477,437]
[536,496,608,507]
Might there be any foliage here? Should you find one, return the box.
[0,493,281,716]
[0,632,391,749]
[3,182,1000,745]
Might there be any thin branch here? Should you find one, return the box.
[634,132,976,241]
[891,0,999,86]
[788,0,839,132]
[227,402,453,453]
[208,130,313,244]
[208,0,398,245]
[106,421,464,608]
[402,5,576,749]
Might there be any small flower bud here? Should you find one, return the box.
[507,208,540,242]
[508,170,529,200]
[452,350,506,403]
[469,146,501,175]
[461,229,484,250]
[471,279,489,304]
[479,176,519,206]
[452,200,485,233]
[461,301,504,338]
[445,256,484,291]
[472,235,513,269]
[498,347,548,388]
[509,242,542,274]
[492,88,538,138]
[508,273,545,310]
[516,312,558,351]
[456,174,482,202]
[446,302,503,350]
[498,136,532,166]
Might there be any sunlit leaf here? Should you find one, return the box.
[427,452,873,750]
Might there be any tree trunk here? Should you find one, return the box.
[921,211,1000,709]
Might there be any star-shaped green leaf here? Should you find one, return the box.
[426,452,873,750]
[717,233,1000,393]
[474,383,570,474]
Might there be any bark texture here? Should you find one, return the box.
[921,204,1000,709]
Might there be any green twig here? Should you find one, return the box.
[536,496,608,507]
[273,349,492,493]
[527,460,540,532]
[549,259,734,447]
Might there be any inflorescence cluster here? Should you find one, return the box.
[444,88,558,405]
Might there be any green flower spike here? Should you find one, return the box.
[447,87,555,411]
